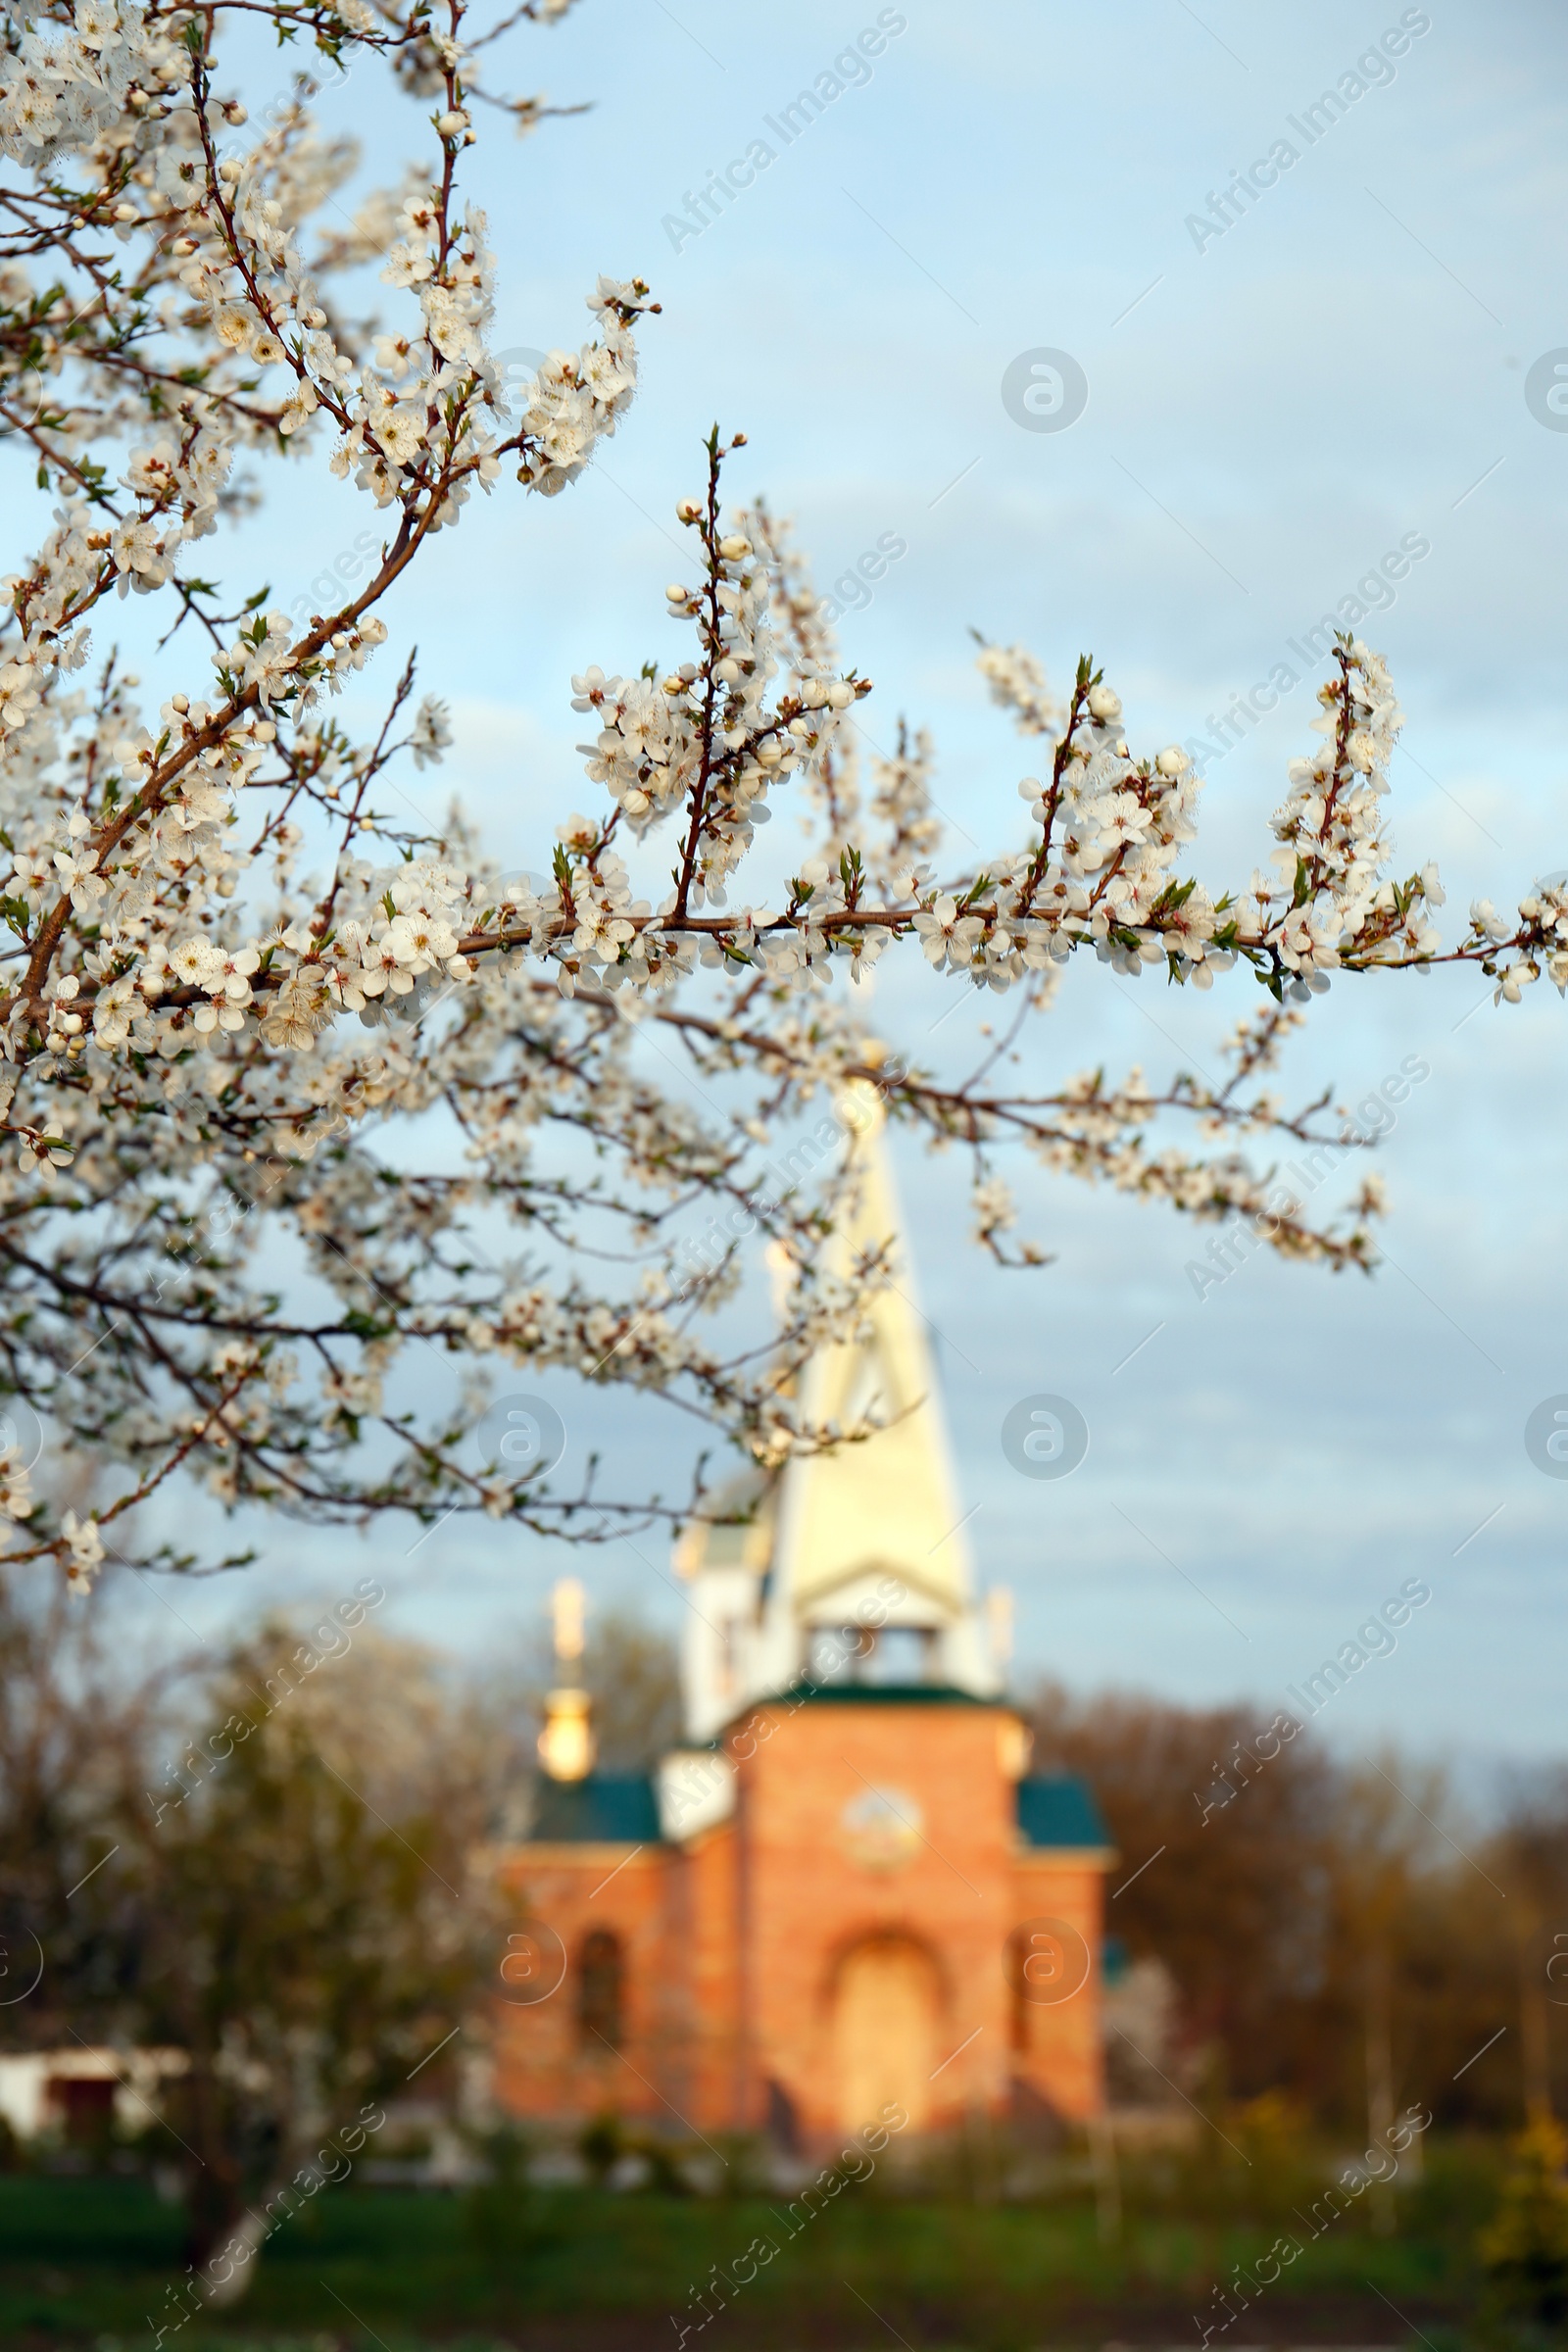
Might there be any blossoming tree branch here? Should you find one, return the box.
[0,0,1559,1586]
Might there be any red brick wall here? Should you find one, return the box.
[728,1699,1011,2136]
[677,1819,745,2126]
[1007,1854,1105,2120]
[491,1704,1105,2141]
[491,1844,674,2128]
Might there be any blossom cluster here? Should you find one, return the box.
[0,0,1556,1592]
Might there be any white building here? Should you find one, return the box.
[0,2044,186,2142]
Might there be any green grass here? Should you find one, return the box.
[0,2161,1495,2349]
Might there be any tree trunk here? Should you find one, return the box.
[1521,1910,1553,2122]
[1365,1943,1396,2235]
[177,2057,244,2273]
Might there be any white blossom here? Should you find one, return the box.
[0,0,1546,1594]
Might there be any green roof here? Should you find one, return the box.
[528,1775,662,1843]
[746,1682,988,1711]
[1016,1775,1109,1850]
[521,1761,1107,1852]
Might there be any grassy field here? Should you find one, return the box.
[0,2149,1509,2351]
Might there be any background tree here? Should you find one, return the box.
[1028,1677,1568,2132]
[0,1565,158,2044]
[1479,2116,1568,2327]
[124,1620,493,2267]
[0,1584,496,2267]
[1493,1775,1568,2123]
[1028,1680,1337,2103]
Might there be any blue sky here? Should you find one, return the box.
[67,0,1568,1768]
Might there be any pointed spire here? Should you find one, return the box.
[675,1075,1004,1740]
[770,1079,980,1628]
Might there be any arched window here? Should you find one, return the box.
[577,1927,624,2049]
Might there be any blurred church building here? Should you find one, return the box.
[491,1089,1112,2149]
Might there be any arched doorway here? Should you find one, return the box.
[830,1935,941,2132]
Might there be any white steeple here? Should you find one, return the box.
[675,1080,1004,1742]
